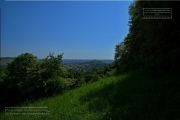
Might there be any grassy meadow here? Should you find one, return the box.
[1,70,179,120]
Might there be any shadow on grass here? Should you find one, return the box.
[79,70,180,120]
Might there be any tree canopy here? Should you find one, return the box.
[115,1,180,74]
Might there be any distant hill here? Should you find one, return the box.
[0,57,14,68]
[1,57,113,69]
[0,57,14,59]
[63,60,111,71]
[62,59,113,64]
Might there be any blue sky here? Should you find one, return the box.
[1,1,132,59]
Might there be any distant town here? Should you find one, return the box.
[0,57,113,71]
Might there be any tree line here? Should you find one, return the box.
[114,1,180,74]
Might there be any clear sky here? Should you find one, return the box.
[1,1,132,59]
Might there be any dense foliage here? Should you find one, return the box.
[0,53,114,110]
[115,1,180,74]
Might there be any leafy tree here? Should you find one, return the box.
[5,53,38,100]
[40,53,65,79]
[36,53,67,96]
[115,1,180,74]
[85,74,94,83]
[4,52,67,101]
[115,42,126,61]
[114,41,128,73]
[0,53,37,108]
[7,53,37,82]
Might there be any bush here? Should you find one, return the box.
[3,53,66,101]
[45,77,67,96]
[85,74,94,83]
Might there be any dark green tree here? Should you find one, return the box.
[115,1,180,74]
[5,53,38,101]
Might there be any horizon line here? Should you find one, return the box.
[1,57,114,60]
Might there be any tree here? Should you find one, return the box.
[7,53,37,81]
[114,42,126,61]
[115,1,180,74]
[5,53,38,101]
[5,52,67,100]
[40,53,64,79]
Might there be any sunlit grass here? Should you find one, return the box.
[1,75,126,120]
[1,70,179,120]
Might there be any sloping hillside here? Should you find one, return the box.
[1,70,179,120]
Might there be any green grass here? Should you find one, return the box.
[1,70,179,120]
